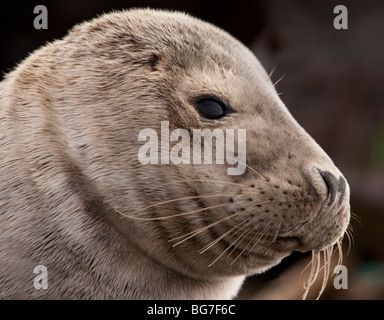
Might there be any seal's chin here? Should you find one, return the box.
[242,205,349,274]
[249,259,284,275]
[291,203,350,253]
[274,236,303,251]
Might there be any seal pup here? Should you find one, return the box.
[0,9,350,299]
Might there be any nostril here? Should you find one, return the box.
[317,169,347,206]
[318,170,338,205]
[337,176,347,205]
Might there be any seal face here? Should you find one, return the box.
[0,9,350,299]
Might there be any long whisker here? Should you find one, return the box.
[226,156,269,182]
[345,226,354,256]
[163,179,251,189]
[314,245,338,300]
[247,220,273,253]
[198,218,250,254]
[231,220,272,266]
[336,238,343,268]
[116,191,261,219]
[316,248,331,300]
[351,212,362,226]
[273,73,285,87]
[169,200,271,247]
[309,250,321,295]
[300,250,318,276]
[267,64,277,82]
[116,200,245,221]
[224,217,258,249]
[208,200,271,256]
[227,222,257,258]
[301,238,344,300]
[302,250,321,300]
[272,218,283,242]
[208,223,255,268]
[168,201,247,245]
[211,210,270,266]
[169,211,244,248]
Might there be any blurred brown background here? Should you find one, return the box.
[1,0,383,299]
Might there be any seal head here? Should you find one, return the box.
[0,9,350,299]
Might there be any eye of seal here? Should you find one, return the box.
[194,96,229,119]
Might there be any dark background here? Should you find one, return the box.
[1,0,383,299]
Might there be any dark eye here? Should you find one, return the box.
[194,96,228,119]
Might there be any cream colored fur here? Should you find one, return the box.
[0,9,350,299]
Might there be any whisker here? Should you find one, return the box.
[169,209,245,248]
[272,218,283,242]
[344,227,354,256]
[227,223,257,259]
[116,191,261,219]
[302,250,321,300]
[315,244,340,300]
[224,210,270,259]
[169,200,271,246]
[226,156,269,182]
[306,250,321,293]
[347,223,355,234]
[247,220,273,253]
[351,212,362,226]
[116,200,245,222]
[336,238,343,268]
[273,73,285,87]
[301,239,344,300]
[301,248,320,276]
[222,210,270,264]
[169,199,270,243]
[208,223,255,268]
[198,218,251,254]
[162,179,251,189]
[316,248,331,300]
[267,64,277,82]
[230,220,272,266]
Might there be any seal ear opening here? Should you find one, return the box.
[148,53,161,72]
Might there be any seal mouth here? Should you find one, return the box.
[273,236,303,252]
[275,236,302,245]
